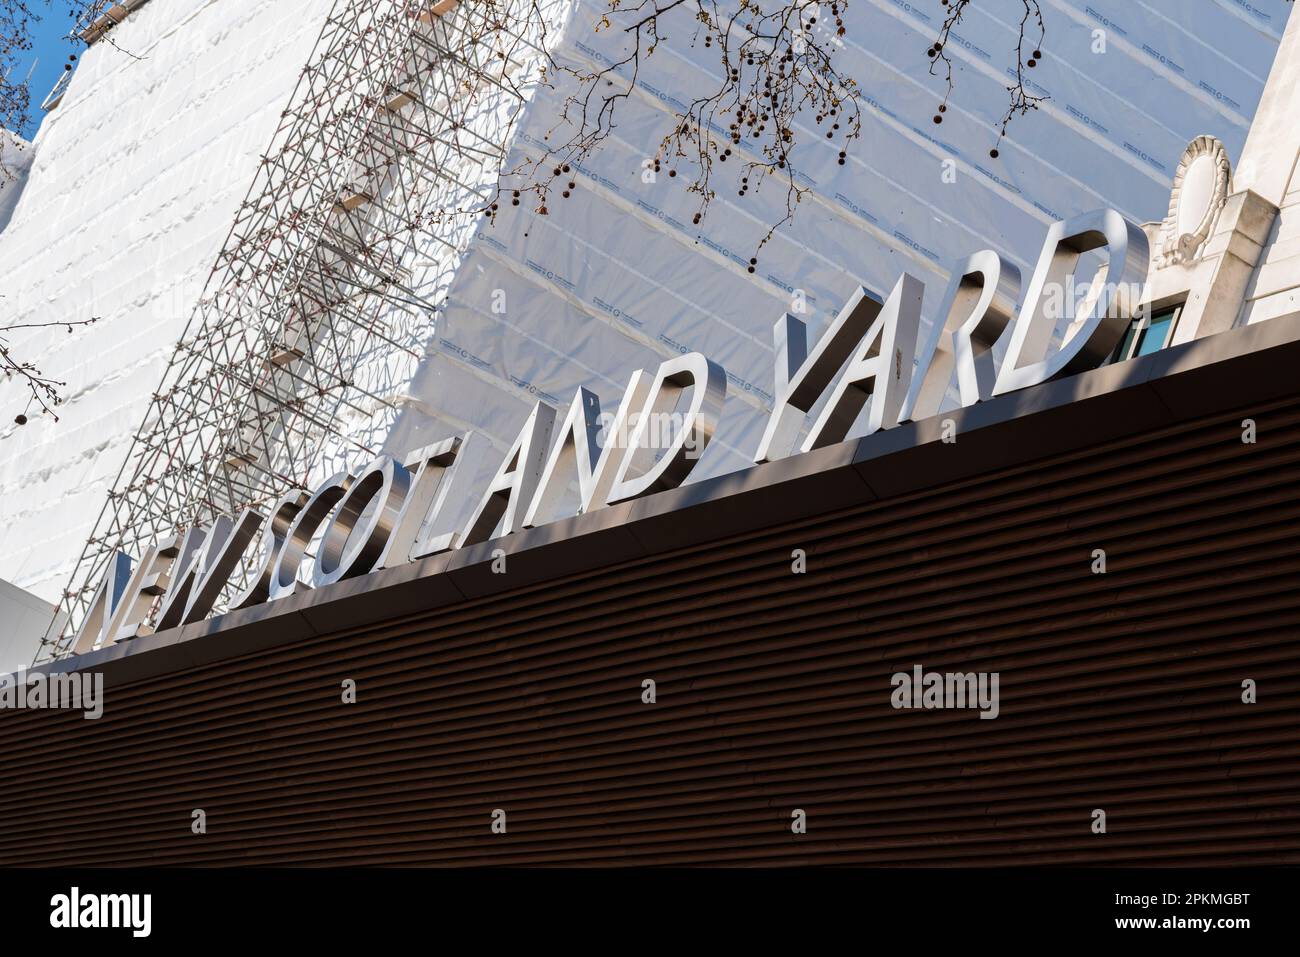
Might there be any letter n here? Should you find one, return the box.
[69,552,133,655]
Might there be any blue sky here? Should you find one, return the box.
[7,2,84,138]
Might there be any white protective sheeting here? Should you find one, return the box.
[0,0,1289,608]
[383,0,1290,493]
[0,0,337,602]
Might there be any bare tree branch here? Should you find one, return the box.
[1,1,104,153]
[1,2,122,427]
[0,305,98,424]
[476,0,863,269]
[463,1,1050,267]
[929,0,1047,158]
[0,0,1052,428]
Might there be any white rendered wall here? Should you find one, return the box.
[0,0,336,603]
[0,578,60,674]
[1235,5,1300,324]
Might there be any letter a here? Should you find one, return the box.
[802,273,924,451]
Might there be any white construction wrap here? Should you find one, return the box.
[0,0,1289,613]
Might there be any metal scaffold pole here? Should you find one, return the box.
[40,0,551,661]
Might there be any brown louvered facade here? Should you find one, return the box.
[2,315,1300,866]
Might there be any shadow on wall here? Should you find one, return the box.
[0,130,34,234]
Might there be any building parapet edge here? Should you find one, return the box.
[28,307,1300,688]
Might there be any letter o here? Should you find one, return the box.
[312,455,411,588]
[269,471,353,600]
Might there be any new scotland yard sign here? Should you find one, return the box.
[68,207,1150,655]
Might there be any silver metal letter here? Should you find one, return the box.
[522,387,603,529]
[524,371,657,524]
[801,272,925,451]
[460,402,557,546]
[993,208,1150,396]
[69,551,133,655]
[153,524,215,631]
[229,491,310,609]
[900,250,1021,422]
[754,286,884,463]
[155,509,265,629]
[313,454,412,588]
[270,472,353,600]
[583,369,653,513]
[606,352,727,504]
[110,534,188,642]
[382,434,480,564]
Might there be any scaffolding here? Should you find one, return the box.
[40,0,551,660]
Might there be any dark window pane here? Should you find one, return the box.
[1134,308,1178,357]
[1110,320,1140,364]
[1109,305,1181,364]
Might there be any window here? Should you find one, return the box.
[1108,304,1182,364]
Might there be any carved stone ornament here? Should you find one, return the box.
[1156,135,1232,268]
